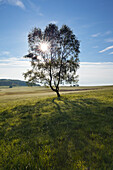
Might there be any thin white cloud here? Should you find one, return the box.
[8,0,25,9]
[109,52,113,55]
[91,31,112,38]
[0,51,10,56]
[27,0,43,16]
[49,21,58,24]
[0,57,30,67]
[80,62,113,66]
[77,62,113,86]
[92,46,99,49]
[0,0,25,9]
[99,45,113,53]
[39,13,43,16]
[91,33,101,38]
[104,31,112,35]
[105,38,113,43]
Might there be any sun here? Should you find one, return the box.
[40,42,49,52]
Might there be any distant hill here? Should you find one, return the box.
[0,79,27,86]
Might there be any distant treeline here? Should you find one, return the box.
[0,79,41,87]
[0,79,27,86]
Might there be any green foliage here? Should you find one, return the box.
[0,87,113,169]
[24,23,80,97]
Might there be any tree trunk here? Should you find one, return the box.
[56,90,60,98]
[49,80,61,98]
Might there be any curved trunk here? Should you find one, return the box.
[49,82,60,98]
[50,85,61,98]
[56,90,60,98]
[49,63,61,98]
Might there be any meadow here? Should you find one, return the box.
[0,86,113,169]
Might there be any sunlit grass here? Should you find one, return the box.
[0,86,113,169]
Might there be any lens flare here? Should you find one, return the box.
[40,42,49,52]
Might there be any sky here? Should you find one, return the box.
[0,0,113,85]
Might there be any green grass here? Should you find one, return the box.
[0,86,113,169]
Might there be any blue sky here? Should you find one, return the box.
[0,0,113,85]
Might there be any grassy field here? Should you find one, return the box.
[0,86,113,169]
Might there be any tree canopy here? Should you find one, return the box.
[24,24,80,97]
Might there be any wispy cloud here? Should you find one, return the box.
[80,62,113,65]
[99,45,113,53]
[109,52,113,55]
[0,0,25,9]
[0,57,30,67]
[78,62,113,86]
[91,33,101,38]
[105,38,113,43]
[48,21,58,24]
[0,51,10,56]
[92,46,99,49]
[27,0,43,16]
[104,31,112,35]
[91,31,112,38]
[38,12,43,16]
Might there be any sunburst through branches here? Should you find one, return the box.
[39,42,50,52]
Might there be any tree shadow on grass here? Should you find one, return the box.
[0,96,113,169]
